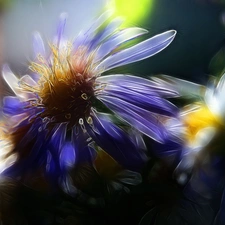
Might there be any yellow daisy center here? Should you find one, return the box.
[182,103,223,145]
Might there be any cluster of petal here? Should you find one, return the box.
[153,74,225,182]
[0,11,177,193]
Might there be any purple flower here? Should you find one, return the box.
[1,11,177,190]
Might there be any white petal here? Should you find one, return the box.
[194,127,217,149]
[208,74,225,117]
[0,153,17,174]
[204,88,221,116]
[0,139,16,174]
[20,74,37,87]
[2,65,24,98]
[217,72,225,93]
[2,65,37,100]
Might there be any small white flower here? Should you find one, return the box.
[153,74,225,181]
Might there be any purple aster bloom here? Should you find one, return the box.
[0,11,177,190]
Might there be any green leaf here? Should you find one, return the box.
[208,47,225,77]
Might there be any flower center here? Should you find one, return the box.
[28,44,98,127]
[182,104,223,144]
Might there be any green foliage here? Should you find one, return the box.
[208,47,225,77]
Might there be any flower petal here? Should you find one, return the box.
[194,127,217,149]
[95,27,148,62]
[72,128,95,164]
[217,72,225,93]
[49,123,67,154]
[89,17,124,51]
[32,31,46,58]
[73,10,113,50]
[0,139,16,174]
[152,75,206,98]
[2,65,23,98]
[19,74,37,87]
[86,110,146,171]
[97,30,177,71]
[97,74,178,98]
[56,12,68,47]
[3,96,29,116]
[206,74,225,117]
[2,119,48,177]
[204,88,220,116]
[97,95,167,143]
[98,81,178,117]
[60,142,76,169]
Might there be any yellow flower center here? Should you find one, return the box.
[23,43,100,127]
[182,103,223,145]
